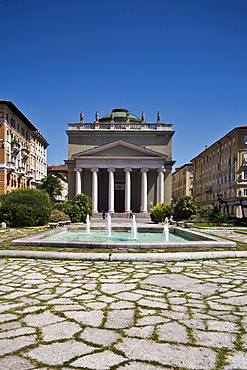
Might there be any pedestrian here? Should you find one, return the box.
[129,210,133,218]
[102,210,106,219]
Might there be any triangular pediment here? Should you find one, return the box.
[73,140,166,158]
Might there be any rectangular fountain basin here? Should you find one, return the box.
[11,226,236,249]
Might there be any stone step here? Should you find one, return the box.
[92,212,150,219]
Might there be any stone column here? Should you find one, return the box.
[124,168,132,213]
[157,167,165,204]
[91,168,99,213]
[108,168,115,213]
[141,168,149,213]
[75,168,82,195]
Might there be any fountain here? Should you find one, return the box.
[86,214,90,234]
[130,215,138,240]
[105,213,112,237]
[163,217,169,241]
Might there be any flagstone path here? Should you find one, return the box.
[0,257,246,369]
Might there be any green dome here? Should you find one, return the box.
[99,108,141,122]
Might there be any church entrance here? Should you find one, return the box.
[114,171,125,212]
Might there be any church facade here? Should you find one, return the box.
[66,108,175,214]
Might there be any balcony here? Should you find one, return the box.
[6,162,15,172]
[26,171,33,180]
[16,167,25,177]
[11,141,20,154]
[21,148,29,159]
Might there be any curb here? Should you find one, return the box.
[0,250,247,262]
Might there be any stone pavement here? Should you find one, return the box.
[0,257,246,369]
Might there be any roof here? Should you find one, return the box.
[99,108,141,122]
[0,100,38,131]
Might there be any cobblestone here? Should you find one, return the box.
[0,257,246,369]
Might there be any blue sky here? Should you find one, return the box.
[1,0,247,168]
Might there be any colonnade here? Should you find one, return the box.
[74,167,165,213]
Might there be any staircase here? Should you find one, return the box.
[92,212,150,219]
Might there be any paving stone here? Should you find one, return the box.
[110,301,135,309]
[118,363,167,369]
[27,340,94,366]
[138,316,169,326]
[157,322,190,343]
[0,313,18,322]
[194,329,236,349]
[0,326,36,338]
[125,325,154,338]
[64,310,103,326]
[142,274,217,295]
[80,327,121,345]
[42,321,82,341]
[100,283,136,294]
[115,292,142,301]
[0,355,35,370]
[105,309,134,329]
[138,298,168,309]
[24,311,64,327]
[116,338,217,369]
[206,320,239,332]
[0,335,37,356]
[71,350,126,369]
[224,352,247,369]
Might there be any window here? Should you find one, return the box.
[243,189,247,196]
[244,136,247,145]
[243,170,247,180]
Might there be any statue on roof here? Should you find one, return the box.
[80,112,84,123]
[157,112,161,123]
[95,112,99,122]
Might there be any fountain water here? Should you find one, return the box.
[130,215,138,240]
[86,214,90,234]
[105,213,112,237]
[163,217,169,241]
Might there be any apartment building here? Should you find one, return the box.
[191,126,247,218]
[0,100,49,194]
[172,163,193,202]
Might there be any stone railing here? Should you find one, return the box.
[68,122,173,131]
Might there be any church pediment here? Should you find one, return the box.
[73,140,166,159]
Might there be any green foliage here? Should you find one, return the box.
[54,193,92,223]
[212,211,230,225]
[0,188,52,226]
[150,203,168,223]
[191,204,216,223]
[39,175,62,201]
[50,209,70,222]
[174,196,198,221]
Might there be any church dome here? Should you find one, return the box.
[99,108,141,122]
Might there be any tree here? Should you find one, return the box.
[54,193,92,223]
[0,188,52,226]
[174,196,198,221]
[39,175,62,202]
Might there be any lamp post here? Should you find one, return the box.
[217,193,223,212]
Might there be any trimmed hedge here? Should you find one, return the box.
[0,188,52,226]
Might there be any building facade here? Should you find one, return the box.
[191,126,247,217]
[172,163,193,202]
[0,100,49,194]
[66,108,175,214]
[47,165,68,201]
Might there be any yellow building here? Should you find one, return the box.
[191,126,247,218]
[172,163,193,202]
[0,100,49,194]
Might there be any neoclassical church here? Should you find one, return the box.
[66,108,175,214]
